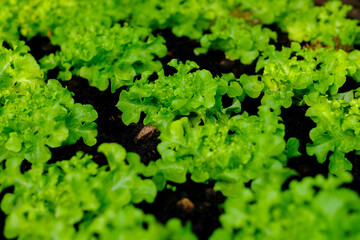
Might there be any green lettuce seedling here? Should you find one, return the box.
[117,59,240,128]
[195,15,276,64]
[211,172,360,240]
[41,23,167,92]
[254,43,358,110]
[154,106,298,196]
[304,90,360,174]
[0,41,98,178]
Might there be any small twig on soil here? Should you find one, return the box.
[135,126,158,141]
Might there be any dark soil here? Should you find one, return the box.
[154,28,258,79]
[281,105,330,186]
[25,34,60,61]
[0,187,13,240]
[136,179,225,240]
[266,24,292,50]
[344,152,360,193]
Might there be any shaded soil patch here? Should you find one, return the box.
[282,104,330,180]
[136,179,226,240]
[154,28,257,78]
[0,187,14,239]
[344,151,360,193]
[25,34,60,61]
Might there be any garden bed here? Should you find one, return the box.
[1,0,360,239]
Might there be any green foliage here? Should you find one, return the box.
[128,0,241,39]
[0,0,132,40]
[255,43,358,109]
[154,106,291,196]
[348,50,360,81]
[2,0,360,239]
[0,41,43,90]
[195,15,276,64]
[304,90,360,174]
[211,172,360,240]
[236,0,360,46]
[236,0,292,24]
[238,74,264,98]
[41,23,167,92]
[117,60,242,127]
[0,41,98,175]
[280,0,360,46]
[0,0,167,93]
[0,1,20,41]
[0,143,196,240]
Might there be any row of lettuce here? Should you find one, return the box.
[1,0,360,239]
[2,0,360,92]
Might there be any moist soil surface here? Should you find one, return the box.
[2,1,360,239]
